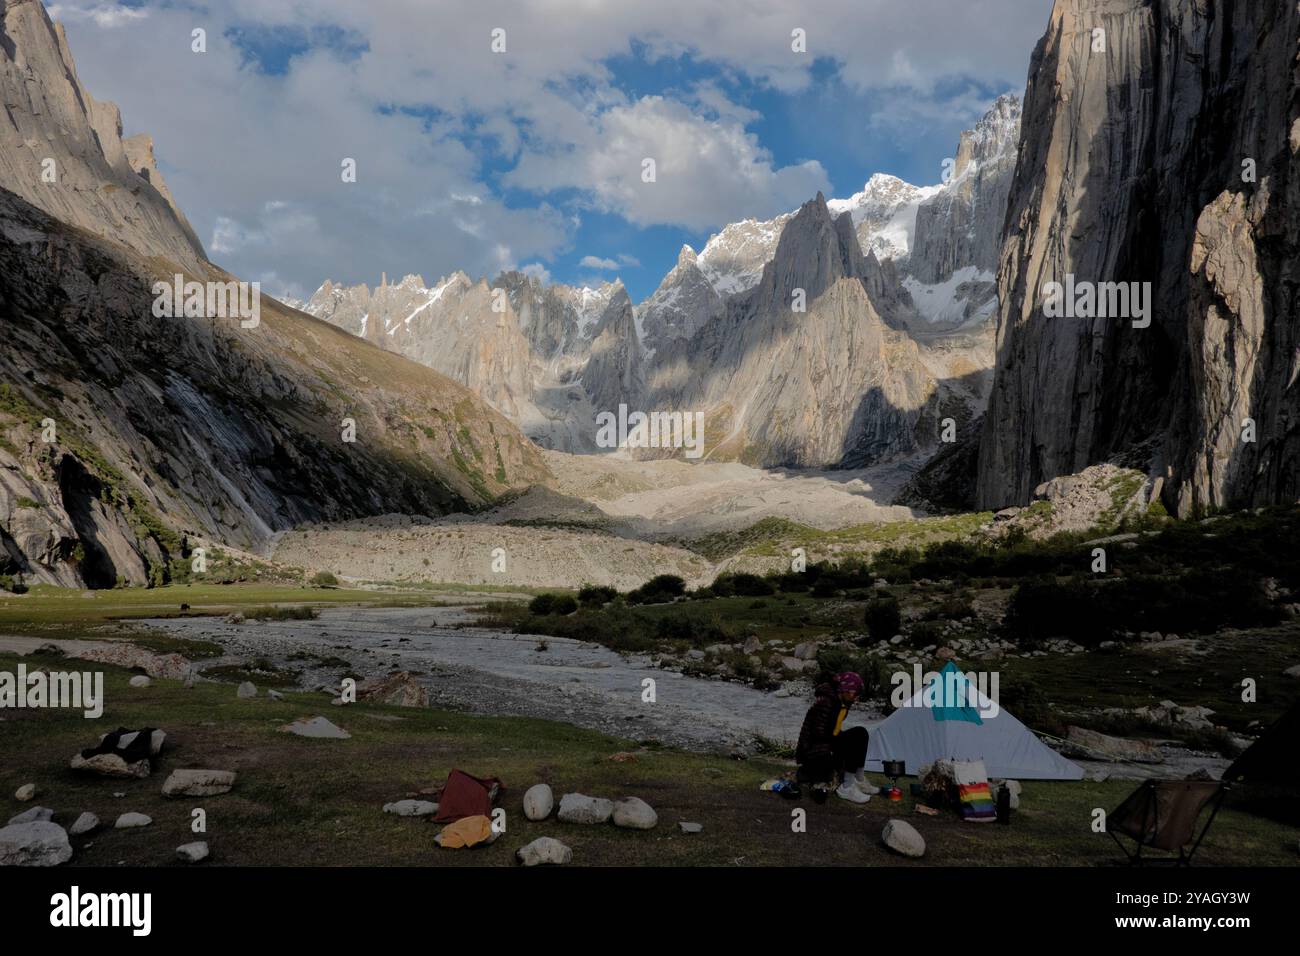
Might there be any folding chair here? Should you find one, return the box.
[1108,779,1228,866]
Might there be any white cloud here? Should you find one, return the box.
[580,255,619,270]
[617,253,641,268]
[50,0,1049,290]
[520,262,551,283]
[47,3,147,29]
[507,95,829,230]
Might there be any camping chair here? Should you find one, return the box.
[1108,779,1228,866]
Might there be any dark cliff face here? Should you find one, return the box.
[0,188,550,587]
[977,0,1300,514]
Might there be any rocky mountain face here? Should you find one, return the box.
[976,0,1299,515]
[0,0,549,588]
[659,194,937,466]
[0,190,550,588]
[305,98,1021,471]
[0,0,206,272]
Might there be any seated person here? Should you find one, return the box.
[795,671,878,803]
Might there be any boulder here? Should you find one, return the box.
[114,812,152,829]
[358,671,430,708]
[162,769,236,798]
[382,800,438,817]
[128,675,151,688]
[279,716,350,739]
[557,793,613,825]
[1284,664,1300,679]
[268,690,284,701]
[69,812,99,836]
[882,819,926,858]
[678,822,704,834]
[612,797,658,830]
[236,681,258,699]
[70,752,151,779]
[7,806,54,826]
[515,836,572,867]
[523,784,554,821]
[14,784,36,802]
[792,641,818,661]
[1064,726,1164,764]
[175,842,209,863]
[742,636,762,654]
[0,821,72,866]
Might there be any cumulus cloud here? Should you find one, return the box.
[50,0,1049,292]
[580,255,620,270]
[507,95,830,230]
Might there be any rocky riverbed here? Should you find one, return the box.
[138,605,874,753]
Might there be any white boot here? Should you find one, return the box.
[850,769,880,795]
[836,781,871,804]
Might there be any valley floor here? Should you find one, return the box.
[2,647,1295,867]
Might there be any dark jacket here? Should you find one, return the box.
[796,683,847,764]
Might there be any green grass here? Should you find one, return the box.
[683,512,996,562]
[1,650,1294,867]
[0,583,456,654]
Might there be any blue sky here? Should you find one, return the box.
[52,0,1049,301]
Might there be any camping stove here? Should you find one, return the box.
[882,759,905,801]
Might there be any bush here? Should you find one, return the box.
[710,573,775,597]
[551,595,578,615]
[813,647,887,698]
[244,605,319,621]
[627,574,686,605]
[577,584,618,607]
[309,570,339,587]
[863,593,901,641]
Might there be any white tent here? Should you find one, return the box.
[864,664,1083,781]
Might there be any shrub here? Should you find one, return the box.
[244,605,319,621]
[627,574,686,605]
[863,593,901,641]
[551,595,578,615]
[577,584,618,606]
[709,572,775,597]
[309,570,340,587]
[528,593,556,615]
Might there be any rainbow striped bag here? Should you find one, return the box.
[953,759,996,823]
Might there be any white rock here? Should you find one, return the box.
[14,784,36,802]
[382,800,438,817]
[114,813,152,829]
[515,836,572,867]
[237,681,258,699]
[175,841,209,863]
[523,784,554,821]
[678,822,703,834]
[70,752,151,779]
[162,769,236,798]
[268,690,284,700]
[279,716,350,739]
[128,675,151,688]
[8,806,54,826]
[612,796,658,830]
[0,821,72,866]
[557,793,613,825]
[69,812,99,836]
[882,819,926,858]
